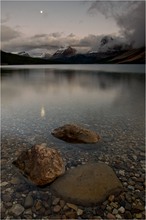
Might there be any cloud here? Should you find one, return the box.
[1,30,78,53]
[49,32,63,38]
[68,33,76,38]
[1,25,21,41]
[1,14,10,23]
[88,1,145,47]
[32,34,48,39]
[1,25,128,55]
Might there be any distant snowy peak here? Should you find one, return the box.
[52,46,76,58]
[100,36,114,47]
[41,53,51,59]
[18,51,30,57]
[97,36,129,52]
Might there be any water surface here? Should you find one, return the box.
[1,64,145,153]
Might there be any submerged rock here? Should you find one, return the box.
[51,163,123,206]
[13,144,65,186]
[51,124,100,143]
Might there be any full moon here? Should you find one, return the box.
[40,10,43,14]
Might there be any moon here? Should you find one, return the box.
[40,10,43,14]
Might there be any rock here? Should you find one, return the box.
[116,214,122,219]
[119,170,125,176]
[135,185,144,191]
[77,208,83,216]
[13,144,65,185]
[0,182,9,187]
[53,205,61,213]
[66,203,78,211]
[135,213,143,219]
[108,195,115,202]
[124,211,132,219]
[59,200,65,208]
[125,202,132,211]
[106,205,112,212]
[23,209,33,216]
[51,163,123,206]
[24,195,34,208]
[118,206,125,213]
[35,200,42,210]
[2,194,12,202]
[128,180,135,186]
[10,177,20,185]
[132,204,145,211]
[110,202,118,209]
[9,204,24,216]
[51,124,100,143]
[112,208,118,215]
[65,210,77,219]
[4,202,13,208]
[128,185,134,190]
[107,213,116,219]
[52,198,60,205]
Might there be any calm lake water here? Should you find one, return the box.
[1,64,145,154]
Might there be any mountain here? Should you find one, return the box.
[0,50,60,65]
[110,47,145,64]
[93,36,130,53]
[41,53,51,59]
[52,46,76,58]
[100,36,114,47]
[1,47,145,65]
[18,51,30,57]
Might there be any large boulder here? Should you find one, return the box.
[51,124,100,143]
[13,144,65,186]
[51,163,123,206]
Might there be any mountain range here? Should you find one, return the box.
[1,36,145,65]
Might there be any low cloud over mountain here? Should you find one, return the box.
[88,0,145,48]
[1,26,129,56]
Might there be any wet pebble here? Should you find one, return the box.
[2,194,12,203]
[107,213,116,219]
[24,195,34,208]
[118,206,125,213]
[66,202,78,211]
[9,204,24,216]
[53,205,61,213]
[77,208,83,216]
[108,195,115,202]
[112,208,118,215]
[10,177,21,185]
[52,197,60,205]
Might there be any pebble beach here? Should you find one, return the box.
[1,120,145,219]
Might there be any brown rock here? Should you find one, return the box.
[60,200,65,208]
[35,200,42,210]
[52,198,60,205]
[51,163,123,206]
[66,203,78,211]
[107,213,116,219]
[108,195,115,202]
[13,144,65,185]
[77,208,83,216]
[53,205,61,213]
[51,124,100,143]
[65,210,77,219]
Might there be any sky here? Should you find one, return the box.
[1,0,145,56]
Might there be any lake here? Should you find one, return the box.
[1,64,145,218]
[1,64,145,150]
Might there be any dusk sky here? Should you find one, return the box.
[1,0,145,56]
